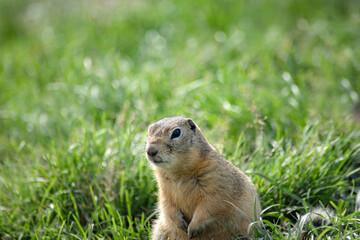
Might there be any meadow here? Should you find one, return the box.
[0,0,360,239]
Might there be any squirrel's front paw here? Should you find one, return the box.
[177,211,190,232]
[187,222,205,239]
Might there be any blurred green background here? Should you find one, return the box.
[1,0,359,239]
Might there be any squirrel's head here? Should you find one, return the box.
[146,117,211,171]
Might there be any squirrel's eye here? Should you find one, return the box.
[171,128,181,139]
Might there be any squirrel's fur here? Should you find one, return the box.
[146,117,261,240]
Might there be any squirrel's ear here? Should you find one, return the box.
[187,119,196,132]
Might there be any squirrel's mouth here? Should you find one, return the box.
[147,156,165,164]
[152,159,164,164]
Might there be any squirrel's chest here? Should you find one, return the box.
[164,177,202,212]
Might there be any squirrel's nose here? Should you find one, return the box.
[147,147,158,157]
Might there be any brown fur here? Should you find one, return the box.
[146,117,261,240]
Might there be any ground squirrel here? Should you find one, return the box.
[146,117,261,240]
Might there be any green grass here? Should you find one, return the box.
[1,0,360,239]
